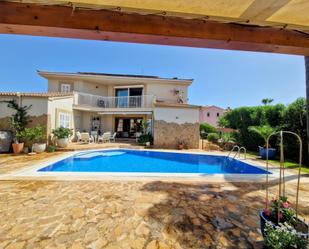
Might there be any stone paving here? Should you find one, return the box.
[0,151,309,248]
[1,179,308,249]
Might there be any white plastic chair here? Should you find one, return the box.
[110,132,117,142]
[98,132,111,143]
[76,131,82,142]
[81,133,93,143]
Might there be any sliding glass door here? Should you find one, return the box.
[115,87,143,108]
[115,88,129,107]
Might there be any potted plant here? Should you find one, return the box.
[259,130,308,248]
[260,197,308,248]
[52,127,73,148]
[22,125,46,153]
[1,99,32,154]
[137,133,153,146]
[248,125,277,159]
[177,140,186,150]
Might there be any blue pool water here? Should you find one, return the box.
[38,149,270,174]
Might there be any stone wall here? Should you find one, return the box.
[153,120,200,149]
[0,114,51,141]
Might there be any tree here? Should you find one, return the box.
[248,125,276,146]
[1,99,32,142]
[262,98,274,106]
[305,56,309,164]
[282,97,307,162]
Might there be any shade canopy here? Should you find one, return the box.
[0,0,309,54]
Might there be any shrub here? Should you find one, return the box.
[52,127,73,139]
[200,123,217,133]
[1,99,32,143]
[138,134,153,145]
[47,145,56,153]
[218,99,308,162]
[221,132,236,143]
[21,125,45,144]
[207,133,219,143]
[200,123,217,139]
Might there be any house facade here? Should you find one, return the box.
[199,105,228,128]
[0,71,200,148]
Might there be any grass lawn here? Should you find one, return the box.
[247,151,309,174]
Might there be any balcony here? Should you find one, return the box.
[74,92,154,109]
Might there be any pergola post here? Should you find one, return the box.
[305,56,309,164]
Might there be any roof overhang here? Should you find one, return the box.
[38,71,193,85]
[0,1,308,55]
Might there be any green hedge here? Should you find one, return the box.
[200,123,217,139]
[219,98,307,162]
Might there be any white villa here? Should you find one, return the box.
[0,71,200,148]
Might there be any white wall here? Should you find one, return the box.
[78,81,108,96]
[146,83,188,103]
[46,78,190,105]
[0,96,48,118]
[154,107,199,124]
[48,97,74,130]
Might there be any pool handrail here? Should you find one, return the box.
[238,147,247,159]
[227,145,240,159]
[227,145,247,160]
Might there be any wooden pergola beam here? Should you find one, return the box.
[0,1,309,55]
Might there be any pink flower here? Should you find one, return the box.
[282,202,290,208]
[264,209,270,216]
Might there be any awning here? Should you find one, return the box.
[98,111,153,115]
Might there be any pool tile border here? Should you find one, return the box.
[0,147,289,182]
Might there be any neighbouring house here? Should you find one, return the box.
[199,105,229,128]
[0,71,200,148]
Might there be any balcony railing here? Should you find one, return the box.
[74,92,154,109]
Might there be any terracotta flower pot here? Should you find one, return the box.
[12,142,24,154]
[178,144,184,150]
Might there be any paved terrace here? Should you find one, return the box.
[0,150,308,249]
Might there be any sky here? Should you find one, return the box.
[0,34,306,108]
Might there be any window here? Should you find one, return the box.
[217,113,220,117]
[60,83,71,93]
[58,112,71,128]
[207,112,210,117]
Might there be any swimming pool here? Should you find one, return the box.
[38,149,270,174]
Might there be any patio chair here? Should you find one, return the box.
[98,132,111,143]
[80,132,93,143]
[76,131,82,142]
[110,132,117,142]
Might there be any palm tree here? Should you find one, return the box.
[249,125,276,146]
[305,56,309,159]
[261,98,274,105]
